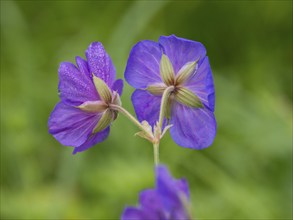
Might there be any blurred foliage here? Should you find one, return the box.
[1,0,292,219]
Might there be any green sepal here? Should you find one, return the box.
[92,109,113,134]
[77,101,108,113]
[160,54,175,86]
[176,58,199,84]
[146,84,167,95]
[92,74,112,103]
[175,87,203,108]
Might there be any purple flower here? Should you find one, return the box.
[48,42,123,154]
[124,35,216,149]
[121,165,191,220]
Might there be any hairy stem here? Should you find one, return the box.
[110,100,171,166]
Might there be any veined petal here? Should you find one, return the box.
[131,89,161,127]
[75,56,91,78]
[72,127,110,154]
[58,62,98,106]
[170,102,216,149]
[184,57,215,112]
[159,35,206,74]
[112,79,124,96]
[125,40,162,89]
[48,102,100,147]
[86,42,116,86]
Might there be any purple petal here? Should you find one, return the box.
[175,178,190,199]
[58,62,98,106]
[122,191,165,220]
[112,79,124,96]
[156,166,182,211]
[120,165,191,220]
[184,57,215,112]
[131,89,161,127]
[86,42,116,86]
[159,35,206,74]
[139,189,164,214]
[170,102,216,149]
[72,126,110,154]
[121,207,145,220]
[171,207,190,220]
[156,165,190,219]
[75,56,91,79]
[125,40,162,89]
[48,102,101,147]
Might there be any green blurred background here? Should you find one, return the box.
[1,0,292,219]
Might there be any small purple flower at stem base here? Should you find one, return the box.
[125,35,216,149]
[48,42,123,154]
[121,165,192,220]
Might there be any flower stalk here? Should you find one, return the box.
[109,104,154,142]
[153,142,160,166]
[110,101,172,166]
[158,86,174,130]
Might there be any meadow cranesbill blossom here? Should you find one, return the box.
[121,165,191,220]
[125,35,216,149]
[48,42,123,154]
